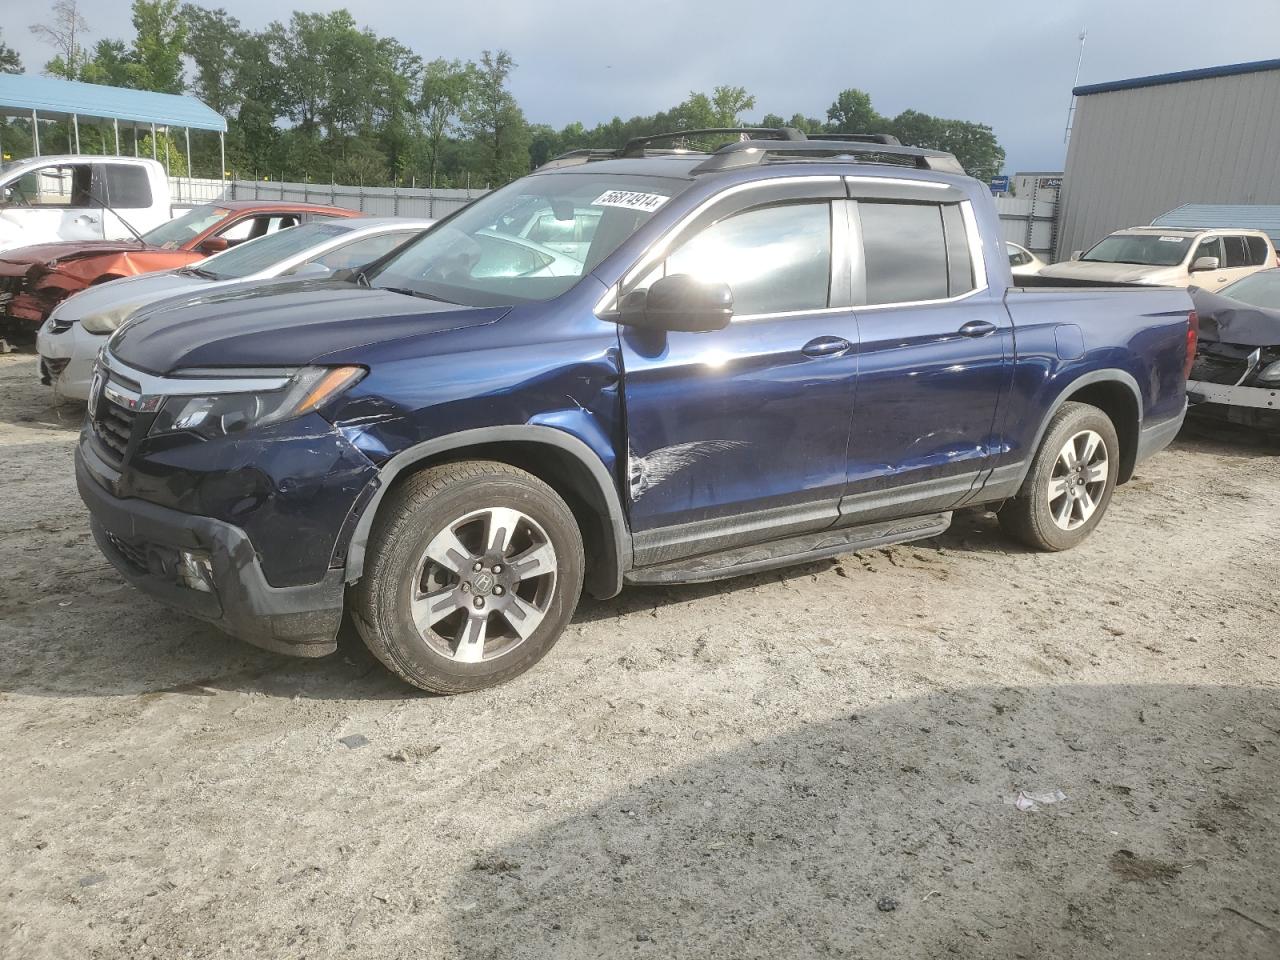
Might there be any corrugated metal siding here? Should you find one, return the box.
[1151,204,1280,243]
[1057,67,1280,259]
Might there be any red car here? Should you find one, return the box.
[0,201,360,329]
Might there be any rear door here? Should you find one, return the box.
[618,178,859,566]
[842,182,1012,523]
[1216,234,1268,289]
[97,163,155,239]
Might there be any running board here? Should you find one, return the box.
[625,512,952,585]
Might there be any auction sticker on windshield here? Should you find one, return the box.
[592,190,669,213]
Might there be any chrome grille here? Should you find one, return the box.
[93,397,137,464]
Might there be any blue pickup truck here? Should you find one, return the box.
[75,129,1196,693]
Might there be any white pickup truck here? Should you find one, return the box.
[0,155,174,254]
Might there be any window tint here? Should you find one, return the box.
[1245,236,1270,266]
[101,164,152,208]
[1223,236,1250,269]
[312,231,417,271]
[1195,237,1223,265]
[644,202,832,316]
[942,204,974,296]
[859,202,950,304]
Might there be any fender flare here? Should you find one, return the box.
[1019,368,1145,487]
[342,425,631,599]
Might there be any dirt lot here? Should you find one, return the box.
[1,349,1278,959]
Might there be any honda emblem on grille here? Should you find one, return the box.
[87,369,104,417]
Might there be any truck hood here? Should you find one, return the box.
[0,239,156,273]
[1037,260,1181,285]
[108,281,509,375]
[1190,287,1280,347]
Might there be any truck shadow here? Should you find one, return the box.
[439,683,1280,959]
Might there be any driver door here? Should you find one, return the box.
[618,181,859,566]
[3,163,103,245]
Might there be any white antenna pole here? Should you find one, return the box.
[1063,28,1088,144]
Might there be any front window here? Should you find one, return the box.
[1219,270,1280,309]
[367,173,689,306]
[190,222,350,280]
[1081,233,1193,267]
[141,206,229,250]
[1,163,93,207]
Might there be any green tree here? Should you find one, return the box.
[182,5,245,114]
[0,28,23,73]
[128,0,186,93]
[826,88,885,134]
[462,50,529,185]
[710,85,756,125]
[887,109,1005,182]
[419,57,473,186]
[78,39,132,86]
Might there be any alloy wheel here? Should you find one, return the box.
[1046,429,1109,531]
[410,507,558,663]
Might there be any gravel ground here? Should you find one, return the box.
[1,349,1278,959]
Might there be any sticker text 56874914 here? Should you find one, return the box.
[592,190,670,213]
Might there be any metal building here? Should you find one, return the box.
[1056,58,1280,260]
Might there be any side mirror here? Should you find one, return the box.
[198,236,230,256]
[289,260,332,278]
[1190,256,1220,272]
[1070,250,1083,261]
[618,274,733,333]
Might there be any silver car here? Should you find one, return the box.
[37,216,433,400]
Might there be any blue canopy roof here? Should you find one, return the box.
[0,74,226,133]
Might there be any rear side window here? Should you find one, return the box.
[641,201,833,316]
[859,201,971,305]
[1245,235,1270,266]
[1223,236,1250,268]
[101,164,152,209]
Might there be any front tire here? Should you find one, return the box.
[999,401,1120,551]
[353,461,584,694]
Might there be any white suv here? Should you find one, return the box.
[1041,227,1276,291]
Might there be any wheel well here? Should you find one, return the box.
[367,442,623,600]
[1060,381,1140,484]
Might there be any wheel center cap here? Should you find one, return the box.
[471,571,495,595]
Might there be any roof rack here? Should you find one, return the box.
[691,138,965,175]
[620,126,806,157]
[536,128,965,177]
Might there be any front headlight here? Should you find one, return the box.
[82,304,140,335]
[148,366,365,440]
[1257,360,1280,383]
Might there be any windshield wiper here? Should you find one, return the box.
[379,286,456,304]
[181,266,222,280]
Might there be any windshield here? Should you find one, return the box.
[141,206,228,250]
[367,173,687,306]
[193,222,349,279]
[1220,269,1280,309]
[1081,233,1192,267]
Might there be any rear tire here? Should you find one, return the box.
[999,401,1120,551]
[352,460,584,694]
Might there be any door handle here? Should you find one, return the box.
[958,320,997,338]
[76,215,99,224]
[801,336,853,358]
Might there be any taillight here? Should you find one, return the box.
[1184,310,1199,380]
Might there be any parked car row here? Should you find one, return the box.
[65,128,1196,695]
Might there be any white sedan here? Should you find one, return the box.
[1007,241,1047,279]
[37,216,433,400]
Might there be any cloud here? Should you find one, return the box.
[10,0,1280,172]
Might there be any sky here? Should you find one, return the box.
[6,0,1280,173]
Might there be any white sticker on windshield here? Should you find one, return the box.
[1158,236,1185,242]
[592,190,669,213]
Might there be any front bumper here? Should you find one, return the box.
[1187,380,1280,435]
[77,443,346,657]
[37,319,97,400]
